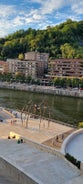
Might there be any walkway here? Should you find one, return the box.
[0,115,74,145]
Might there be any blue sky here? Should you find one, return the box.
[0,0,83,37]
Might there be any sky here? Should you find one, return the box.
[0,0,83,38]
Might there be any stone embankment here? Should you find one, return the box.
[0,81,83,97]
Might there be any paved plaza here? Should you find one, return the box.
[0,108,74,145]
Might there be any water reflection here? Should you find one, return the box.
[0,88,83,126]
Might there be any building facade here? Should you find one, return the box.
[7,51,49,78]
[48,59,83,78]
[25,51,49,62]
[25,51,49,72]
[0,61,8,74]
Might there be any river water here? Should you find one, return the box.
[0,88,83,126]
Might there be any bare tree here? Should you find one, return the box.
[25,102,33,128]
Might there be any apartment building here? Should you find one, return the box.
[7,59,26,75]
[0,61,8,74]
[7,51,49,78]
[25,51,49,72]
[25,51,49,61]
[48,59,83,78]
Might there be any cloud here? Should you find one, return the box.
[42,0,64,14]
[71,1,83,15]
[30,0,83,15]
[13,16,25,27]
[30,0,65,14]
[0,0,82,37]
[0,5,16,18]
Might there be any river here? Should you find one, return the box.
[0,88,83,126]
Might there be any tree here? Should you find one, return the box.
[60,43,75,58]
[18,53,24,60]
[0,20,83,59]
[15,72,25,82]
[26,75,32,83]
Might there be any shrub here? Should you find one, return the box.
[78,122,83,128]
[65,153,80,169]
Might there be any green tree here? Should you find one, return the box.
[18,53,24,60]
[60,43,75,58]
[15,72,25,82]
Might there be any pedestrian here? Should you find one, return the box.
[62,134,64,140]
[11,120,12,125]
[56,135,58,142]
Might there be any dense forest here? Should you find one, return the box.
[0,19,83,60]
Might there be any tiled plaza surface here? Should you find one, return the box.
[0,108,74,144]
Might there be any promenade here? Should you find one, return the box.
[0,109,74,147]
[0,108,83,184]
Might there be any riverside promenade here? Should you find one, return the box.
[0,108,74,147]
[0,108,83,184]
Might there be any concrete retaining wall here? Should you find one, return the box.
[61,129,83,172]
[0,157,37,184]
[0,82,83,98]
[61,128,83,155]
[81,162,83,174]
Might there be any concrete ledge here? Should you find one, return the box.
[61,129,83,172]
[81,162,83,174]
[3,109,15,118]
[61,128,83,155]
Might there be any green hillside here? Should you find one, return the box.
[0,19,83,60]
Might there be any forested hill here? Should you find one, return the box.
[0,19,83,60]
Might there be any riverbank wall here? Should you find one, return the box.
[0,82,83,98]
